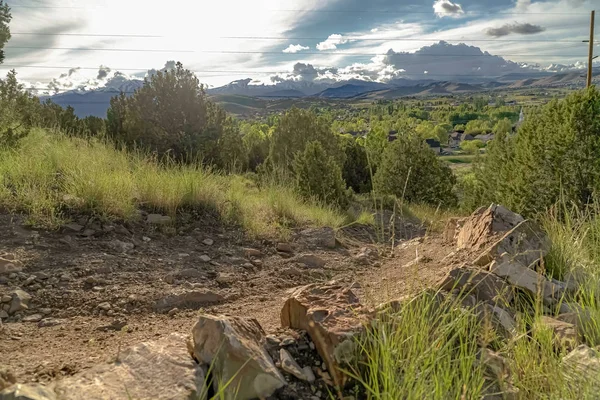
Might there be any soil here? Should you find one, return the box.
[0,212,471,391]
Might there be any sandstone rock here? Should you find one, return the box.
[190,314,285,400]
[202,238,214,246]
[490,255,562,305]
[97,302,111,311]
[244,248,262,258]
[199,255,211,263]
[537,316,578,350]
[0,256,23,275]
[562,345,600,385]
[277,243,293,253]
[22,314,42,323]
[0,383,56,400]
[279,348,315,382]
[438,267,514,305]
[52,333,206,400]
[8,290,31,315]
[281,283,369,388]
[473,220,549,268]
[0,296,11,304]
[297,254,326,269]
[154,290,224,311]
[457,204,525,250]
[146,214,172,225]
[38,318,64,328]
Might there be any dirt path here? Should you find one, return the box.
[0,213,458,385]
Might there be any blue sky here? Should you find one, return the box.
[1,0,598,91]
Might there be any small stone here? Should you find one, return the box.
[23,276,36,286]
[199,255,211,263]
[97,302,112,311]
[216,273,236,285]
[164,274,175,284]
[147,214,172,225]
[266,335,281,346]
[38,317,64,328]
[297,254,326,268]
[85,276,96,284]
[35,272,49,280]
[92,286,105,292]
[302,366,316,383]
[0,310,8,319]
[244,248,262,258]
[202,238,214,246]
[168,308,179,316]
[81,229,96,237]
[22,313,43,323]
[280,337,296,346]
[309,342,315,350]
[9,289,32,314]
[1,295,11,303]
[39,308,52,315]
[60,274,72,282]
[280,348,314,382]
[277,243,293,253]
[142,236,151,242]
[108,239,135,253]
[64,222,84,232]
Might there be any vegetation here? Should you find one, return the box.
[0,0,10,65]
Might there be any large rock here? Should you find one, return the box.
[537,316,578,350]
[52,333,206,400]
[296,254,326,268]
[146,214,172,225]
[438,266,514,305]
[154,290,224,311]
[473,220,549,268]
[8,290,32,315]
[190,314,285,400]
[0,384,56,400]
[562,345,600,387]
[0,255,23,275]
[295,227,337,249]
[281,283,370,389]
[457,204,524,250]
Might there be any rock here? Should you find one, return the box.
[438,267,514,305]
[154,290,224,311]
[281,283,370,388]
[244,248,262,258]
[1,296,11,303]
[0,256,23,275]
[0,311,7,319]
[163,274,175,284]
[190,314,285,400]
[457,204,525,250]
[490,255,562,305]
[80,229,96,238]
[34,273,49,281]
[52,333,206,400]
[22,276,36,286]
[281,268,303,277]
[280,348,315,382]
[277,243,293,253]
[473,220,549,268]
[39,308,52,316]
[0,367,16,392]
[146,214,172,225]
[202,238,214,246]
[443,217,463,244]
[302,366,316,383]
[97,302,111,311]
[216,273,236,285]
[562,345,600,386]
[64,222,84,232]
[0,383,57,400]
[177,269,204,279]
[22,314,43,323]
[297,254,326,269]
[199,255,211,263]
[8,290,31,315]
[297,227,337,249]
[107,240,134,253]
[537,316,578,350]
[167,308,179,317]
[355,247,378,265]
[38,318,64,328]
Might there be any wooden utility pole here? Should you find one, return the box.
[587,10,595,88]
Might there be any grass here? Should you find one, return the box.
[0,129,348,238]
[439,154,478,164]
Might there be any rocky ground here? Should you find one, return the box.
[0,210,458,395]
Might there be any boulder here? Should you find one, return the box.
[438,267,514,305]
[457,204,524,250]
[190,314,285,400]
[281,283,370,389]
[537,316,578,350]
[296,227,337,249]
[8,290,31,315]
[0,384,56,400]
[277,243,293,253]
[146,214,172,225]
[296,254,326,269]
[443,217,463,244]
[0,255,23,276]
[473,220,549,268]
[154,290,224,311]
[562,345,600,387]
[279,348,315,382]
[52,333,206,400]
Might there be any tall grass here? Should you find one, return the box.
[0,129,348,238]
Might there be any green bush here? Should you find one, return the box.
[341,136,372,193]
[373,134,457,207]
[460,139,485,154]
[465,87,600,217]
[293,141,349,209]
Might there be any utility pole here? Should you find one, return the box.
[587,10,595,88]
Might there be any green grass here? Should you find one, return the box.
[439,154,478,164]
[0,129,348,238]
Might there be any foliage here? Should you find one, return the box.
[465,119,492,135]
[269,107,342,170]
[493,118,512,135]
[293,141,349,209]
[106,62,243,170]
[341,136,372,193]
[373,133,457,207]
[241,122,271,171]
[460,139,485,154]
[466,87,600,217]
[0,0,10,64]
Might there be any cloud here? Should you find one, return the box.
[433,0,464,18]
[515,0,531,11]
[316,34,348,51]
[146,60,178,78]
[371,28,379,33]
[485,22,546,37]
[97,65,111,80]
[282,44,309,53]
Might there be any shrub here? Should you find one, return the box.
[341,136,372,193]
[373,134,457,207]
[460,139,485,154]
[293,141,349,209]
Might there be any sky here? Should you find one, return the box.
[1,0,598,92]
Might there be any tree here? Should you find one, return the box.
[242,122,271,172]
[341,136,372,193]
[460,139,485,154]
[433,125,449,144]
[493,118,512,135]
[294,141,349,209]
[269,107,342,170]
[106,62,241,168]
[373,133,457,207]
[0,1,11,65]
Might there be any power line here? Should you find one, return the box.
[11,32,164,38]
[4,47,587,57]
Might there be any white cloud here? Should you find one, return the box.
[433,0,464,18]
[515,0,531,11]
[316,34,348,51]
[371,28,379,33]
[282,44,310,53]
